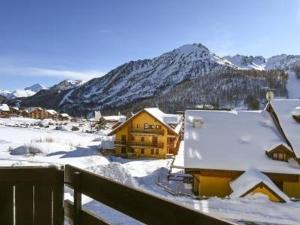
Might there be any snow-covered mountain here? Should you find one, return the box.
[0,83,46,99]
[224,54,300,70]
[25,83,47,92]
[11,43,300,115]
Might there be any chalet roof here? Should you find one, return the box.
[0,104,10,112]
[269,99,300,158]
[60,113,71,118]
[176,110,300,175]
[27,107,43,113]
[108,108,182,136]
[46,109,57,115]
[230,168,290,202]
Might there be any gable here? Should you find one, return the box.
[241,182,286,202]
[108,109,177,136]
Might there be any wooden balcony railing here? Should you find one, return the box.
[131,128,164,135]
[64,165,234,225]
[0,165,234,225]
[115,140,164,148]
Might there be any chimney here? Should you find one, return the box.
[193,117,204,128]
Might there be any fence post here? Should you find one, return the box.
[73,172,82,225]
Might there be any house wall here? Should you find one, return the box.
[192,171,300,200]
[193,174,232,197]
[283,177,300,198]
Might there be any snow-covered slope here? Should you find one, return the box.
[56,44,234,113]
[224,55,266,70]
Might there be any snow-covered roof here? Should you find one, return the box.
[0,104,10,112]
[46,109,57,115]
[230,168,290,202]
[179,110,300,174]
[144,108,182,133]
[60,113,71,118]
[270,99,300,157]
[27,107,43,113]
[103,115,126,123]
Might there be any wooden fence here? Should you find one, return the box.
[0,166,64,225]
[0,165,234,225]
[64,165,234,225]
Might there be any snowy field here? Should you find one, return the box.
[0,117,300,225]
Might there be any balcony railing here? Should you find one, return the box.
[129,141,164,148]
[131,128,164,135]
[114,140,164,148]
[114,140,127,145]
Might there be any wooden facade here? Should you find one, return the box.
[187,168,300,200]
[109,109,181,158]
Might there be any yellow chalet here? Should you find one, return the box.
[108,108,183,158]
[173,109,300,202]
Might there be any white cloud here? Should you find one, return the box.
[0,66,105,81]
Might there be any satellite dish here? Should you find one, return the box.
[266,91,274,102]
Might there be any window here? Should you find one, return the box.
[141,137,145,142]
[272,152,286,161]
[155,149,159,155]
[144,123,149,129]
[156,125,161,129]
[131,136,135,141]
[151,149,154,155]
[141,148,144,154]
[151,125,155,129]
[121,147,126,154]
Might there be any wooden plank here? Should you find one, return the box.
[53,168,64,225]
[65,165,233,225]
[34,185,53,225]
[0,167,57,184]
[73,172,82,225]
[64,200,110,225]
[0,184,14,225]
[15,184,34,225]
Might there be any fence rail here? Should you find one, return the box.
[64,164,233,225]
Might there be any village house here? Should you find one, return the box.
[9,106,20,116]
[173,106,300,202]
[59,113,72,121]
[0,104,10,117]
[26,107,57,119]
[109,108,183,158]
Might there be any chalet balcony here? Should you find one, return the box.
[128,141,164,148]
[114,140,127,145]
[130,128,165,135]
[115,140,164,148]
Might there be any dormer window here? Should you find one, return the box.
[293,115,300,123]
[292,107,300,123]
[266,144,294,162]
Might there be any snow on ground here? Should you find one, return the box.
[1,117,300,225]
[287,71,300,99]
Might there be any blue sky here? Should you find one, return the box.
[1,0,300,90]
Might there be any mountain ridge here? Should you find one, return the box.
[8,43,300,116]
